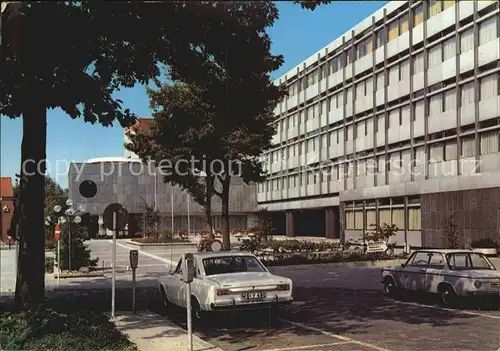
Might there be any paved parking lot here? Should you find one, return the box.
[80,240,500,351]
[3,240,494,350]
[152,286,500,351]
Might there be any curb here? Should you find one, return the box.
[52,271,105,279]
[269,259,405,271]
[125,239,197,248]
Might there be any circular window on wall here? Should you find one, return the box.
[79,180,98,198]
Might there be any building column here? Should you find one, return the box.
[285,211,295,237]
[325,207,337,239]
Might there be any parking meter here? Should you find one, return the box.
[183,253,195,283]
[183,253,195,351]
[129,250,139,269]
[129,250,139,313]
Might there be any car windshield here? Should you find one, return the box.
[202,256,266,276]
[446,252,494,270]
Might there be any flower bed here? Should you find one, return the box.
[241,237,407,267]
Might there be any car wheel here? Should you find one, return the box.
[385,247,395,257]
[439,285,457,307]
[159,285,171,309]
[383,276,398,297]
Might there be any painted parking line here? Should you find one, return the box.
[108,240,176,267]
[394,300,500,320]
[260,342,354,351]
[279,319,390,351]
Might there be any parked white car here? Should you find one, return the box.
[158,251,293,318]
[381,249,500,306]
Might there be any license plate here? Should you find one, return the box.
[241,292,267,300]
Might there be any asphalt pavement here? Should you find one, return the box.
[2,239,500,351]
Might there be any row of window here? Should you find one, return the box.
[345,207,421,231]
[261,129,500,186]
[286,5,497,100]
[272,71,500,150]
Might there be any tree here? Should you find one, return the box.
[1,0,331,308]
[57,221,98,272]
[443,213,460,249]
[137,198,161,240]
[130,2,329,250]
[127,84,220,239]
[13,175,68,241]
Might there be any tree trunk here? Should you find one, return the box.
[205,175,215,240]
[221,174,231,250]
[15,105,47,309]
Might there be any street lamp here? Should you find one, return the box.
[53,200,83,271]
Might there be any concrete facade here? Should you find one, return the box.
[258,0,500,247]
[68,159,258,236]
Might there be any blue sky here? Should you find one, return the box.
[0,1,387,189]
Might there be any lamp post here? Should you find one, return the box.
[52,199,84,272]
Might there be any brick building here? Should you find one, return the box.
[0,177,14,243]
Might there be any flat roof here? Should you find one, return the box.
[274,0,402,85]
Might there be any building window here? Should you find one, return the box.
[429,93,443,116]
[388,20,399,41]
[365,209,376,230]
[379,208,391,226]
[345,211,355,230]
[428,0,442,17]
[366,37,374,54]
[408,207,422,230]
[413,53,424,74]
[479,16,498,46]
[388,65,399,84]
[444,88,457,111]
[427,44,442,67]
[443,0,455,10]
[480,74,498,100]
[444,141,458,161]
[376,28,386,47]
[400,59,410,80]
[443,37,456,61]
[400,14,409,34]
[460,28,474,54]
[461,136,476,157]
[413,4,424,27]
[480,130,500,155]
[357,40,366,59]
[429,143,444,163]
[392,208,405,230]
[346,48,354,65]
[354,210,364,230]
[376,72,385,90]
[460,82,475,106]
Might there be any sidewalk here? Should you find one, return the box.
[112,312,224,351]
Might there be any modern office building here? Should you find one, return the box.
[258,0,500,247]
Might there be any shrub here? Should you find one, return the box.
[471,237,499,249]
[0,307,136,351]
[45,257,55,273]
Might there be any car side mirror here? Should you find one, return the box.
[401,263,406,268]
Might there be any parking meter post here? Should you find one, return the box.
[57,239,61,286]
[186,282,193,351]
[183,253,195,351]
[129,250,139,314]
[111,212,116,319]
[132,268,136,314]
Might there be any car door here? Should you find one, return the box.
[424,252,446,293]
[166,258,183,306]
[400,251,430,291]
